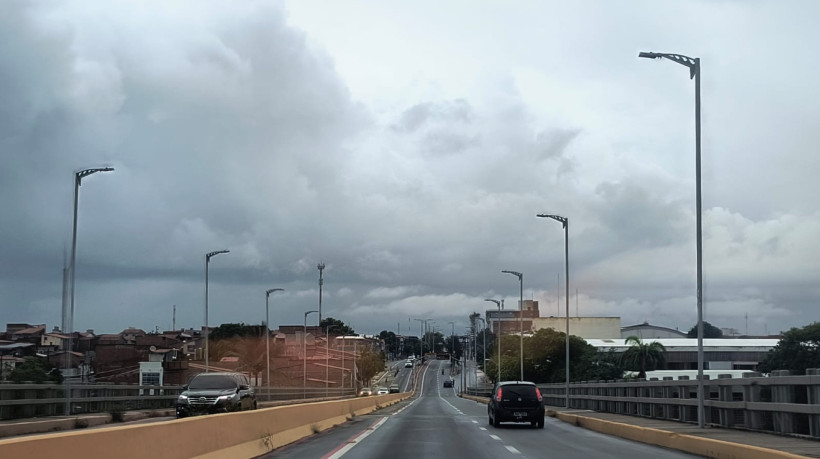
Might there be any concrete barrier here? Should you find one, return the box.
[0,393,409,459]
[551,411,808,459]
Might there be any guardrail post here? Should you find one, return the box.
[717,374,733,428]
[771,370,794,434]
[807,369,820,437]
[677,376,695,423]
[742,372,763,430]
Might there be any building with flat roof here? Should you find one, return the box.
[587,338,779,371]
[532,317,621,340]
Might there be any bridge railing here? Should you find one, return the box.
[538,369,820,438]
[0,382,357,420]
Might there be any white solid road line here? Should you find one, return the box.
[323,417,388,459]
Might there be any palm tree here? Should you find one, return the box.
[620,336,666,378]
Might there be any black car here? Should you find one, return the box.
[488,381,545,428]
[176,372,257,418]
[443,378,453,388]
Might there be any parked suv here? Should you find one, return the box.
[488,381,545,428]
[176,372,257,418]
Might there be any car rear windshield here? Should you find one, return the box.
[501,385,537,399]
[189,375,238,390]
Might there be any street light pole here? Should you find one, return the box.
[485,299,502,383]
[501,270,524,381]
[413,319,424,361]
[303,310,318,399]
[66,167,114,415]
[537,213,570,408]
[317,262,325,325]
[205,250,229,373]
[477,317,486,384]
[265,288,284,396]
[447,321,455,364]
[639,50,704,428]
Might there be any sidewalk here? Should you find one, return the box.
[548,406,820,458]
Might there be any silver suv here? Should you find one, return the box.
[176,372,257,418]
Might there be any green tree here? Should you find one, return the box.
[209,323,262,341]
[686,321,723,338]
[620,336,667,378]
[444,335,463,360]
[9,357,63,383]
[579,349,627,382]
[403,336,421,357]
[378,330,400,358]
[758,322,820,374]
[356,348,385,387]
[482,329,626,384]
[320,317,355,335]
[422,331,445,354]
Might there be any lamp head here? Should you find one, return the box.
[206,249,229,260]
[501,270,522,279]
[638,51,660,59]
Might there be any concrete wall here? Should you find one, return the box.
[531,317,620,339]
[0,393,408,459]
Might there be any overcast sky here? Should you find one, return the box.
[2,0,818,338]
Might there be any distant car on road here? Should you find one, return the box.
[389,384,400,393]
[488,381,545,428]
[443,378,453,388]
[404,360,413,368]
[376,387,389,395]
[359,387,373,396]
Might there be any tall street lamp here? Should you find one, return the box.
[537,213,570,408]
[317,262,325,325]
[476,317,486,384]
[303,310,318,398]
[66,166,114,415]
[265,288,284,394]
[501,270,524,381]
[639,50,704,428]
[447,321,455,363]
[205,250,229,373]
[485,299,502,383]
[413,319,424,361]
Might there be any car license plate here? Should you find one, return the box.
[514,412,526,417]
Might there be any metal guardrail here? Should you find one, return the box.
[0,382,181,419]
[0,382,358,420]
[538,369,820,438]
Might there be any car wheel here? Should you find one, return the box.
[537,418,545,429]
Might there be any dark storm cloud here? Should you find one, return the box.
[2,1,820,338]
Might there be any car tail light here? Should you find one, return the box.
[535,387,543,402]
[495,387,503,402]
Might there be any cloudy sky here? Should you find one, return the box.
[2,0,818,339]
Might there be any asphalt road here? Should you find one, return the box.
[259,360,703,459]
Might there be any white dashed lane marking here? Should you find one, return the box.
[505,446,521,454]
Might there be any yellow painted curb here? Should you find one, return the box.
[552,412,809,459]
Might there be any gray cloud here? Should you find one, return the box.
[0,1,818,338]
